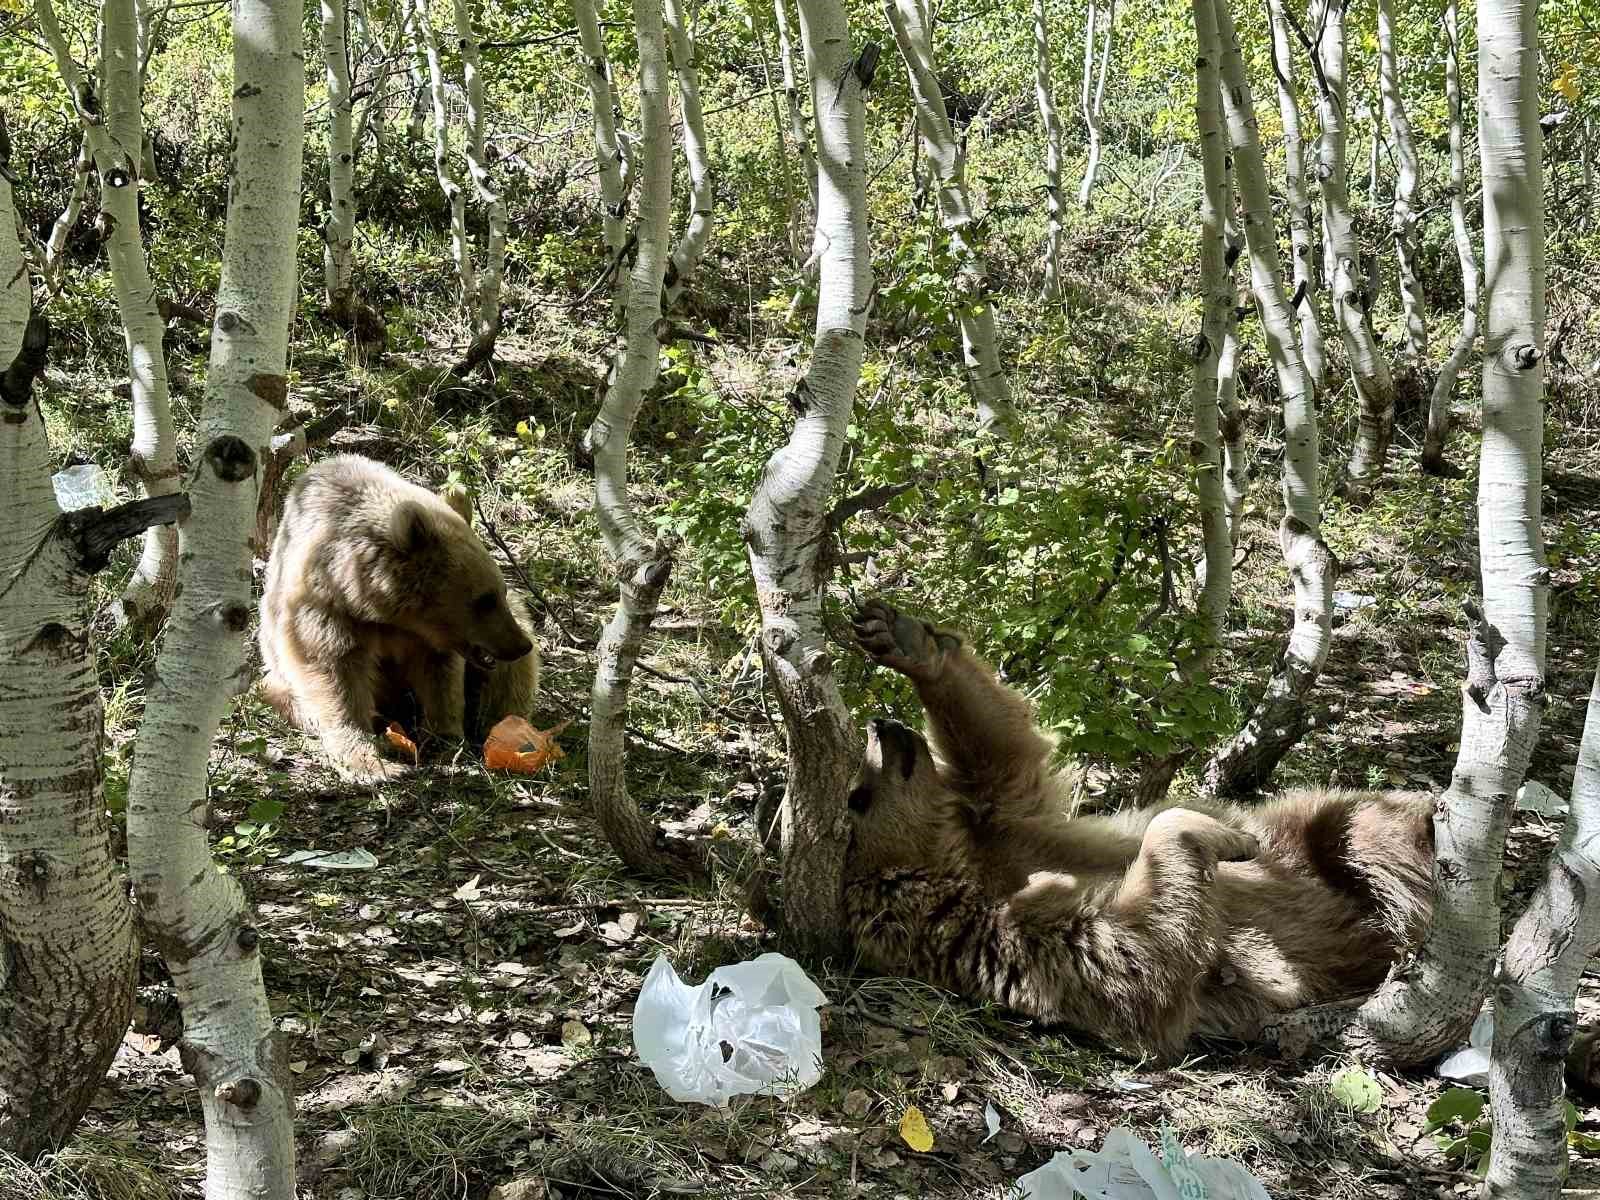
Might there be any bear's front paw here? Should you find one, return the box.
[851,600,955,681]
[1146,809,1259,865]
[329,738,412,787]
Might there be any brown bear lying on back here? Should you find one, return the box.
[259,454,540,784]
[842,600,1435,1060]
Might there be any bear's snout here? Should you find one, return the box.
[868,718,920,780]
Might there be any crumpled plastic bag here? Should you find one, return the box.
[633,952,827,1107]
[51,464,116,512]
[1016,1126,1271,1200]
[1437,1007,1494,1086]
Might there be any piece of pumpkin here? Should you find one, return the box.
[384,721,419,765]
[484,716,569,774]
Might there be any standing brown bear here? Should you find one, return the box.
[843,599,1435,1060]
[259,454,541,783]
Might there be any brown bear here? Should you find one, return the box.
[842,599,1435,1060]
[258,454,541,784]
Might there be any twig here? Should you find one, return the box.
[471,493,593,649]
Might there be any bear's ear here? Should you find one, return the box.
[389,501,437,554]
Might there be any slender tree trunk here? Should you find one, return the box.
[401,0,427,143]
[407,0,475,322]
[1422,0,1478,477]
[583,0,700,883]
[1217,153,1247,545]
[1032,0,1065,299]
[884,0,1018,438]
[1266,0,1326,393]
[1377,0,1428,402]
[743,0,872,954]
[574,0,629,322]
[320,0,355,316]
[124,0,306,1192]
[1191,0,1232,661]
[774,0,818,216]
[43,133,92,286]
[662,0,713,310]
[1199,0,1333,799]
[0,147,139,1165]
[36,0,181,631]
[746,0,803,262]
[1485,667,1600,1197]
[1076,0,1114,210]
[451,0,505,372]
[1310,0,1398,493]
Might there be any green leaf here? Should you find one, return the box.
[1425,1088,1486,1133]
[1330,1067,1383,1113]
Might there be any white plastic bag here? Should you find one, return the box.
[1437,1007,1493,1086]
[1016,1126,1271,1200]
[632,952,827,1106]
[51,464,116,512]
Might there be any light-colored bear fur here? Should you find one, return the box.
[259,454,540,783]
[843,600,1435,1060]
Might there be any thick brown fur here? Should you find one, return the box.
[843,599,1435,1060]
[258,454,540,783]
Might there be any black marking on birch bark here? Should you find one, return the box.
[1,313,50,414]
[236,924,260,952]
[1512,343,1543,370]
[205,435,257,482]
[214,1077,262,1109]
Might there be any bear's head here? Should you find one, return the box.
[843,717,970,878]
[386,499,533,671]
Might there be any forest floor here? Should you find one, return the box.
[24,260,1600,1200]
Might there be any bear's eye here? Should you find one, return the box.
[472,591,498,615]
[846,785,872,814]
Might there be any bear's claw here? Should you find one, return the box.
[851,600,952,681]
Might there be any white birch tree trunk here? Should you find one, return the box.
[1216,152,1246,544]
[124,0,305,1191]
[320,0,356,318]
[1377,0,1428,387]
[574,0,629,322]
[1484,664,1600,1197]
[1423,0,1478,477]
[1266,0,1326,393]
[662,0,713,311]
[774,0,818,216]
[1311,0,1398,492]
[451,0,505,370]
[43,133,92,287]
[1200,0,1334,799]
[884,0,1018,438]
[1076,0,1114,210]
[1032,0,1065,300]
[584,0,700,882]
[37,0,181,632]
[407,0,476,323]
[747,0,804,262]
[743,0,871,952]
[0,153,139,1164]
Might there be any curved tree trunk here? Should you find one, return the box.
[1377,0,1428,400]
[584,0,701,883]
[37,0,181,632]
[124,0,306,1192]
[574,0,630,322]
[743,0,872,954]
[662,0,714,311]
[1422,0,1478,477]
[0,149,139,1165]
[407,0,476,325]
[42,133,92,287]
[1032,0,1064,298]
[774,0,818,216]
[1311,0,1397,493]
[452,0,505,373]
[884,0,1018,438]
[1266,0,1325,393]
[1199,0,1332,799]
[1076,0,1114,210]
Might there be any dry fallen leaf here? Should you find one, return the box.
[899,1104,935,1153]
[484,717,570,773]
[384,721,419,764]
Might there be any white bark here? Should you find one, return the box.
[451,0,505,362]
[0,157,139,1163]
[125,0,305,1192]
[574,0,629,320]
[43,133,92,286]
[1200,0,1333,799]
[884,0,1018,438]
[662,0,713,310]
[1343,0,1548,1067]
[1076,0,1114,210]
[774,0,817,214]
[1486,663,1600,1196]
[1032,0,1065,299]
[744,0,871,952]
[320,0,356,312]
[746,0,803,262]
[1217,152,1246,544]
[1266,0,1326,393]
[36,0,180,631]
[407,0,475,319]
[1423,0,1478,476]
[1377,0,1427,373]
[584,0,695,881]
[1191,0,1231,659]
[1310,0,1398,491]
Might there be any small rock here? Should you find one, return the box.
[489,1180,548,1200]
